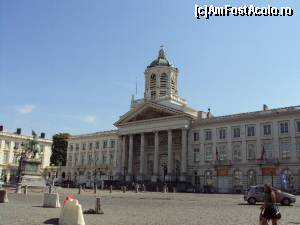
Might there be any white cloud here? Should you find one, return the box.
[63,114,97,124]
[81,115,97,124]
[16,104,35,114]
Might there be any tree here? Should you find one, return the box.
[50,133,70,166]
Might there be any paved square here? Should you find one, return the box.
[0,188,300,225]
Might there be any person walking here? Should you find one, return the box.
[259,184,280,225]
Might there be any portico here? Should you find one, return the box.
[115,101,195,183]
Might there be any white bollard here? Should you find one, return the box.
[43,193,61,208]
[59,199,85,225]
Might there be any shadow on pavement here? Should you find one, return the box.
[43,218,59,225]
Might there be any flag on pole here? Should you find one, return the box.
[260,145,265,160]
[216,147,219,161]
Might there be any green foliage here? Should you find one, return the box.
[50,133,70,166]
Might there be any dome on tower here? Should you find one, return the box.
[147,48,173,68]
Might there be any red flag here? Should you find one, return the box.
[260,145,265,160]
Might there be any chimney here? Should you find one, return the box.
[0,125,3,132]
[16,128,22,135]
[40,132,45,139]
[263,104,269,111]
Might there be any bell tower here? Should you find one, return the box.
[144,47,186,106]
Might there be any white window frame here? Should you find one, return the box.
[280,139,290,160]
[205,130,212,141]
[193,148,200,162]
[218,128,226,140]
[232,127,241,138]
[247,125,255,137]
[263,123,272,136]
[193,131,200,141]
[246,142,256,160]
[232,143,242,161]
[279,121,289,134]
[204,145,213,162]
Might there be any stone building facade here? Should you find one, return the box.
[64,48,300,192]
[0,127,52,183]
[63,131,119,186]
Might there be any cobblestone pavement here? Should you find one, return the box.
[0,188,300,225]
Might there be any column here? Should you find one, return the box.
[139,133,145,178]
[126,134,133,181]
[121,136,126,169]
[116,138,122,175]
[152,131,159,182]
[180,128,187,181]
[273,121,280,160]
[167,130,173,177]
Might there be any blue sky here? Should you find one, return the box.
[0,0,299,138]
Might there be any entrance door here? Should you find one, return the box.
[218,176,229,193]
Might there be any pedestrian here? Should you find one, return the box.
[259,184,281,225]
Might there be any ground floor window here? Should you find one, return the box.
[247,170,257,186]
[233,170,243,186]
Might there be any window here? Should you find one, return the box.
[82,143,86,150]
[233,170,243,186]
[160,73,168,96]
[247,126,255,137]
[193,148,200,162]
[232,143,242,161]
[150,74,156,99]
[75,144,79,150]
[110,140,115,148]
[103,154,107,164]
[280,121,289,134]
[204,145,213,161]
[218,144,227,161]
[88,153,93,164]
[247,170,257,186]
[89,142,93,150]
[296,139,300,157]
[233,127,240,138]
[5,141,10,149]
[103,140,108,148]
[280,140,290,159]
[68,154,72,166]
[3,151,9,163]
[80,153,85,165]
[193,131,199,141]
[297,121,300,133]
[74,153,78,165]
[205,130,212,141]
[69,144,73,151]
[263,124,272,136]
[247,142,256,160]
[263,143,272,160]
[110,153,114,164]
[95,142,100,149]
[219,128,226,139]
[14,142,19,149]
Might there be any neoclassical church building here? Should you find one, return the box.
[64,48,300,193]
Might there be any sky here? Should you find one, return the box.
[0,0,299,138]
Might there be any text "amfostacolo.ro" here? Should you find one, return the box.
[195,4,294,19]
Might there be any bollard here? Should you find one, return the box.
[24,185,28,195]
[163,184,167,193]
[122,186,126,193]
[16,183,22,194]
[78,186,82,195]
[95,197,104,214]
[0,189,8,203]
[173,187,176,193]
[48,185,52,194]
[94,185,97,194]
[109,185,112,193]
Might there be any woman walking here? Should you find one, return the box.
[260,184,280,225]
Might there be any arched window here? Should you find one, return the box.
[205,170,213,186]
[247,170,257,187]
[150,74,156,99]
[281,169,293,191]
[233,170,243,186]
[160,73,168,96]
[171,75,176,93]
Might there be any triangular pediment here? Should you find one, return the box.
[115,101,189,126]
[128,106,175,122]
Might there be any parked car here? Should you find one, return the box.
[61,180,75,188]
[244,185,296,206]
